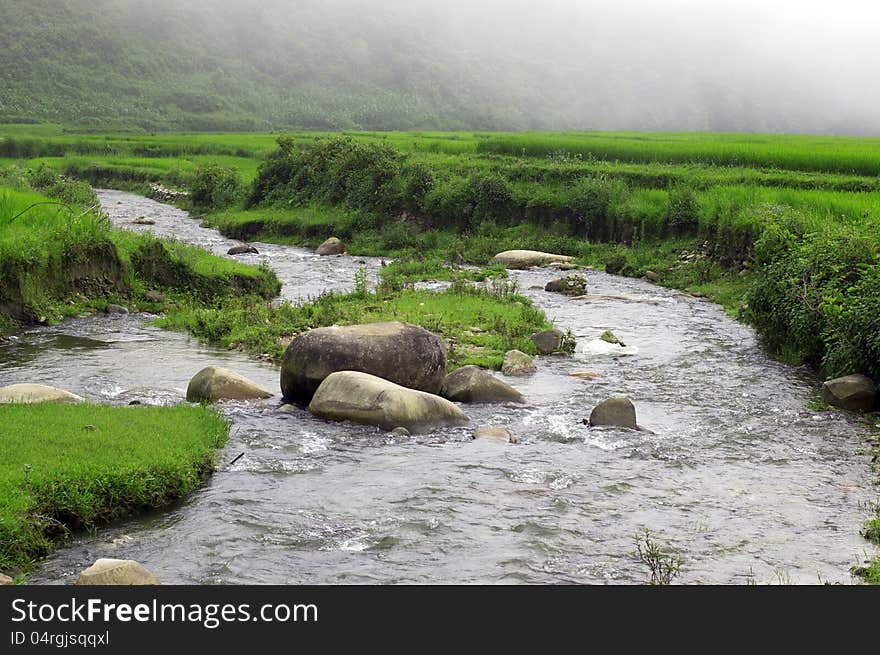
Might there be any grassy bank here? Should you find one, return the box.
[0,403,228,574]
[0,171,279,334]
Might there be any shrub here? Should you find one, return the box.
[190,165,242,211]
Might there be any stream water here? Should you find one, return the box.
[1,189,876,584]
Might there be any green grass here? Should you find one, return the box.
[476,131,880,176]
[0,403,228,573]
[157,281,551,370]
[0,181,279,334]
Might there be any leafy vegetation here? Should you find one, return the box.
[158,276,551,371]
[0,403,228,572]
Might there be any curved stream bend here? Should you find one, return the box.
[1,189,876,584]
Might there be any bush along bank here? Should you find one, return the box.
[0,167,280,335]
[228,136,880,389]
[0,403,229,573]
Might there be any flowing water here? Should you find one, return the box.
[1,189,876,585]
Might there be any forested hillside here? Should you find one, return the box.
[1,0,878,134]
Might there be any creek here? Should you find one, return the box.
[1,189,876,584]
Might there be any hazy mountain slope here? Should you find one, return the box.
[1,0,878,134]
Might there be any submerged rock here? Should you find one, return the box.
[316,237,344,256]
[501,350,536,376]
[544,273,588,296]
[186,366,273,402]
[280,321,447,402]
[0,383,83,405]
[76,558,159,585]
[440,365,525,404]
[532,328,565,355]
[131,216,155,225]
[473,426,517,443]
[309,371,468,433]
[490,250,574,270]
[587,396,638,430]
[821,374,876,412]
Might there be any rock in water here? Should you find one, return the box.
[105,304,129,314]
[599,330,626,347]
[645,270,659,282]
[501,350,536,376]
[280,321,447,402]
[0,383,83,405]
[490,250,575,270]
[544,273,587,296]
[316,237,344,255]
[821,374,877,412]
[308,371,468,433]
[473,426,517,443]
[227,244,259,255]
[532,328,565,355]
[76,559,159,585]
[440,365,525,404]
[186,366,273,402]
[588,397,637,429]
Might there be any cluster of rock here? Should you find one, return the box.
[147,183,188,203]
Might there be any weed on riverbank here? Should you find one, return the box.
[0,403,228,573]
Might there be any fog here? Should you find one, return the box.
[13,0,880,134]
[199,0,880,134]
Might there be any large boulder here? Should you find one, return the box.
[76,559,159,585]
[316,237,344,256]
[0,383,83,405]
[821,374,876,412]
[440,365,525,404]
[532,328,564,355]
[588,396,637,429]
[281,321,447,402]
[186,366,273,403]
[308,371,469,433]
[544,273,587,296]
[490,250,575,270]
[501,350,536,376]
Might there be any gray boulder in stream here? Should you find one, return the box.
[587,396,638,430]
[280,321,447,402]
[227,244,259,255]
[821,374,876,411]
[309,371,468,433]
[440,365,525,404]
[316,237,344,255]
[186,366,273,402]
[501,350,536,376]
